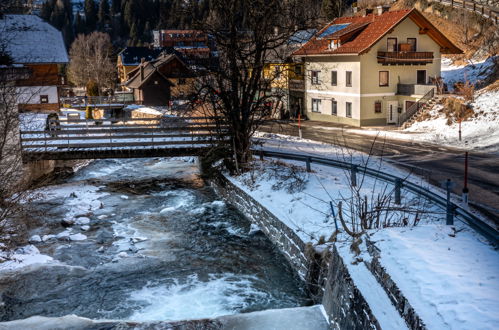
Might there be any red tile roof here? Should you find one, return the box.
[293,9,461,56]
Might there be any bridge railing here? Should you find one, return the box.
[254,149,499,246]
[21,117,229,152]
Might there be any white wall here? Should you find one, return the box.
[16,86,59,104]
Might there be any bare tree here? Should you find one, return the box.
[67,31,115,95]
[190,0,319,170]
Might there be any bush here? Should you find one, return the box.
[86,80,99,96]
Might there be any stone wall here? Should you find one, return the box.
[365,241,427,330]
[210,174,381,330]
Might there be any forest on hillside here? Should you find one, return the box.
[37,0,349,48]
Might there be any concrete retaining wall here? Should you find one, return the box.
[210,174,381,330]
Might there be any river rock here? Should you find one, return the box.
[70,233,87,241]
[80,225,90,231]
[61,218,75,228]
[28,235,42,243]
[75,217,90,225]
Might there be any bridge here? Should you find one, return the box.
[20,116,227,162]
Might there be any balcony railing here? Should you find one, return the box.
[289,79,305,91]
[397,84,436,96]
[377,51,434,64]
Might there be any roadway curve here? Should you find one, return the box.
[260,121,499,226]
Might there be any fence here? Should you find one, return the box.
[255,149,499,246]
[430,0,499,24]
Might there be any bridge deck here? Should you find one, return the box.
[21,117,226,162]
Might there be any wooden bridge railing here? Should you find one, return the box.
[430,0,499,24]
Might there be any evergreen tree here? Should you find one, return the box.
[40,0,54,22]
[129,21,139,45]
[111,0,121,15]
[84,0,98,32]
[98,0,110,30]
[75,12,86,36]
[143,21,151,43]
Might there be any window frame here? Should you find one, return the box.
[345,71,352,87]
[387,37,398,52]
[40,95,49,104]
[311,70,320,85]
[331,71,337,86]
[312,98,321,112]
[407,38,417,51]
[374,101,382,113]
[379,71,389,87]
[331,99,337,116]
[345,102,352,118]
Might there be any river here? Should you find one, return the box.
[0,157,309,322]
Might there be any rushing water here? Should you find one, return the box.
[0,158,309,322]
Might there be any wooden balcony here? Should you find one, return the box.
[377,51,434,65]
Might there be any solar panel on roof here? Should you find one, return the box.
[318,24,350,38]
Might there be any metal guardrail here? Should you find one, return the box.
[254,149,499,246]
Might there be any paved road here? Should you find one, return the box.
[260,121,499,226]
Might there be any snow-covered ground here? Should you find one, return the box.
[229,134,499,330]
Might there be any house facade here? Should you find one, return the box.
[124,54,196,106]
[263,29,315,119]
[1,15,68,112]
[293,8,461,126]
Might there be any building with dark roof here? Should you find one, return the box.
[0,14,69,112]
[124,54,195,106]
[117,47,175,86]
[293,8,461,126]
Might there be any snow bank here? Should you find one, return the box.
[0,245,54,271]
[371,225,499,330]
[441,57,496,90]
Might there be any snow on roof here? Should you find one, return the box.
[0,15,69,64]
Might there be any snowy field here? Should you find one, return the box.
[229,134,499,330]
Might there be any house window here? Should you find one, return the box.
[311,71,320,85]
[294,65,303,75]
[178,78,186,85]
[407,38,417,51]
[387,37,398,52]
[379,71,389,87]
[374,101,382,113]
[312,98,321,112]
[346,71,352,87]
[331,71,337,86]
[331,99,337,115]
[345,102,352,118]
[40,95,48,103]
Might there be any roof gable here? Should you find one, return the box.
[293,9,461,56]
[118,47,175,66]
[0,15,69,64]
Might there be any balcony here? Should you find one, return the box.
[377,51,434,65]
[397,84,436,96]
[289,79,305,91]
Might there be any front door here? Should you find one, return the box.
[417,70,426,85]
[387,101,399,124]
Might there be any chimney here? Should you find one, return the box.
[364,8,373,17]
[382,5,390,13]
[376,6,383,15]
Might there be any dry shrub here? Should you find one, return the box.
[443,97,474,125]
[454,80,475,102]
